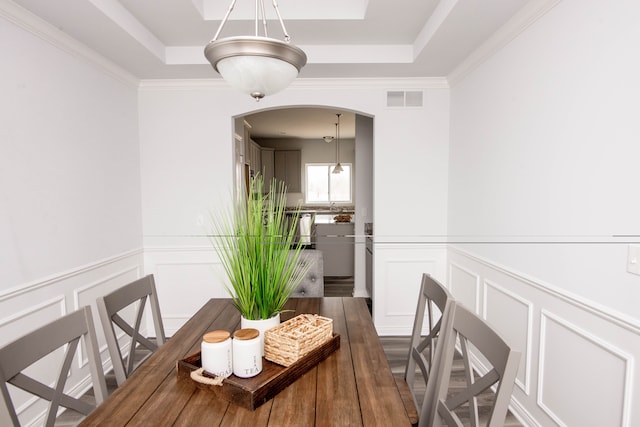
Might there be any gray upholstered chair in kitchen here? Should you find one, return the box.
[97,274,166,386]
[290,250,324,297]
[0,306,107,427]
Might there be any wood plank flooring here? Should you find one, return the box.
[323,276,354,297]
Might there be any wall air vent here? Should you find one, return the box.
[386,90,423,107]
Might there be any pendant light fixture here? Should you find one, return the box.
[204,0,307,101]
[333,114,343,174]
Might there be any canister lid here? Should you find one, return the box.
[233,328,259,340]
[203,330,230,343]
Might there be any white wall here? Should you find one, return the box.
[0,16,142,291]
[0,10,144,425]
[354,114,374,297]
[138,80,451,333]
[447,0,640,425]
[448,0,640,321]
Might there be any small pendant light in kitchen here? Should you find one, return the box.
[332,114,343,174]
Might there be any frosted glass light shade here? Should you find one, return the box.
[217,56,298,100]
[205,36,307,100]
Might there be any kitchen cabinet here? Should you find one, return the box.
[315,222,354,277]
[274,150,301,193]
[261,148,274,189]
[247,139,262,176]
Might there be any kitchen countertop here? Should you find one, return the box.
[286,206,355,214]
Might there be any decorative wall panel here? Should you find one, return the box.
[448,247,640,427]
[484,279,533,394]
[539,310,631,427]
[0,250,143,426]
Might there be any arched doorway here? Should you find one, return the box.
[233,106,374,299]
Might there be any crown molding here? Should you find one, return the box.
[138,77,450,91]
[447,0,562,87]
[0,0,139,88]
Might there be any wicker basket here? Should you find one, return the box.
[264,314,333,367]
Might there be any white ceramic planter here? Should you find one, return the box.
[240,314,280,356]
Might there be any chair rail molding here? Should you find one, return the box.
[0,249,143,426]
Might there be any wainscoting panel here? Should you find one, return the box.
[144,246,227,335]
[74,266,140,366]
[448,247,640,427]
[373,244,447,335]
[483,279,533,395]
[538,310,631,427]
[0,249,143,426]
[449,262,481,312]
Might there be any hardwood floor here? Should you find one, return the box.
[324,275,354,297]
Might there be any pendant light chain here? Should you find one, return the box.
[211,0,292,43]
[271,0,291,42]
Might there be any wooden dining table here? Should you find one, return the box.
[80,297,412,426]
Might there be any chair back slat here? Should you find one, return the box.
[427,302,521,427]
[403,273,454,423]
[97,274,166,386]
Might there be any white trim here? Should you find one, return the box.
[0,295,66,328]
[448,261,481,313]
[0,0,139,87]
[138,77,450,91]
[73,265,141,368]
[537,309,634,427]
[143,245,214,253]
[0,248,143,301]
[483,278,534,396]
[508,396,543,427]
[448,246,640,335]
[447,0,562,86]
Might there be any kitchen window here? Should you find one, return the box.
[305,164,352,203]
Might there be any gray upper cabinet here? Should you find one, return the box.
[247,139,262,176]
[274,150,301,193]
[261,147,274,190]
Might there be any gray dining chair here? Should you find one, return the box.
[97,274,166,386]
[0,306,107,427]
[401,273,454,425]
[426,302,521,427]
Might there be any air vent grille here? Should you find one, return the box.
[386,90,423,107]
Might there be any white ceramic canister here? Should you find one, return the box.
[232,328,262,378]
[201,330,233,378]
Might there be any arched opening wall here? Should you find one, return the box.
[138,79,450,334]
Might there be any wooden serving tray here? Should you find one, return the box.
[176,333,340,410]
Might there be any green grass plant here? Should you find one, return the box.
[211,174,309,320]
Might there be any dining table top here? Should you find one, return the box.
[80,297,412,426]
